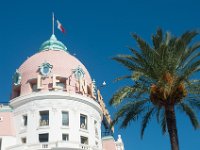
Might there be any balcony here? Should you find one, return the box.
[7,141,101,150]
[40,120,49,126]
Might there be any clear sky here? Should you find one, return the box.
[0,0,200,150]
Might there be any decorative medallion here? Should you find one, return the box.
[13,69,22,86]
[72,66,85,80]
[39,62,53,77]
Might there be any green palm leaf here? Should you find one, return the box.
[141,107,155,138]
[179,103,199,129]
[112,99,149,128]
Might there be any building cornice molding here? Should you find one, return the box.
[10,92,102,116]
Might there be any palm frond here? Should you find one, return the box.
[141,107,155,138]
[178,59,200,83]
[110,86,136,106]
[156,106,163,123]
[113,56,144,72]
[128,47,145,64]
[116,54,144,68]
[132,33,159,66]
[161,111,167,135]
[187,80,200,94]
[181,52,200,70]
[114,75,133,82]
[180,42,200,68]
[188,98,200,111]
[112,99,149,128]
[180,30,198,45]
[152,28,163,49]
[179,103,199,129]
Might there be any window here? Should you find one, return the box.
[62,111,69,126]
[94,120,98,136]
[39,111,49,126]
[23,115,27,126]
[95,141,98,147]
[80,114,87,129]
[80,136,88,145]
[62,134,69,141]
[21,137,26,144]
[39,133,49,142]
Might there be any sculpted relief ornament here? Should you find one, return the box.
[13,69,22,85]
[39,62,53,77]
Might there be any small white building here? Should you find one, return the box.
[0,34,124,150]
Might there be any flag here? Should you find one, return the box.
[56,19,65,33]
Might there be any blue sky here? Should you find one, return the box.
[0,0,200,149]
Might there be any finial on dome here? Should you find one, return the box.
[39,34,68,52]
[50,34,57,41]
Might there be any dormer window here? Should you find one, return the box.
[13,70,22,86]
[72,66,85,80]
[39,62,53,77]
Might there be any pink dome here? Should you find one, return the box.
[12,50,92,97]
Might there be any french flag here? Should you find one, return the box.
[56,19,65,33]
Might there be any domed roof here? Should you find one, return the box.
[39,34,67,52]
[12,35,92,97]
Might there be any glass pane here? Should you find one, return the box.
[94,120,98,136]
[40,111,49,126]
[80,114,87,129]
[62,134,69,141]
[80,136,88,145]
[43,66,49,74]
[62,111,69,126]
[39,133,49,142]
[21,138,26,144]
[23,115,27,126]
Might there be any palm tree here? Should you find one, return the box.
[110,29,200,150]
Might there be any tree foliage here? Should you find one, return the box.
[110,29,200,140]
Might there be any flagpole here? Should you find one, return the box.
[52,12,55,35]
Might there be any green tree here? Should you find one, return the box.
[110,29,200,150]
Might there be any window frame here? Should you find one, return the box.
[62,111,69,126]
[21,137,27,144]
[80,136,88,145]
[80,114,87,130]
[39,110,49,126]
[22,114,28,126]
[62,133,69,141]
[39,133,49,143]
[94,120,98,137]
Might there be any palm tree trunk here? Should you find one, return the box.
[165,105,179,150]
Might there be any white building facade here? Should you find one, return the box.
[0,34,124,150]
